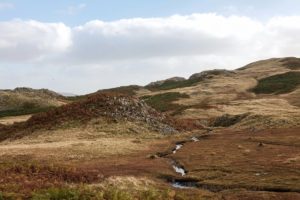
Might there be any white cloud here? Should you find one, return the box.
[0,3,14,10]
[59,3,86,15]
[0,14,300,93]
[0,20,72,62]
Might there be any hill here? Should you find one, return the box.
[0,87,67,119]
[0,58,299,199]
[136,57,300,130]
[0,92,177,141]
[65,57,300,130]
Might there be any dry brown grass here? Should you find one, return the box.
[135,59,300,130]
[0,114,31,125]
[171,129,300,196]
[0,124,299,199]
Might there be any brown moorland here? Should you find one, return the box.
[0,58,300,199]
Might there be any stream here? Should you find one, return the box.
[169,136,200,189]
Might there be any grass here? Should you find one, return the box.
[31,187,106,200]
[31,186,172,200]
[66,86,141,102]
[211,113,249,127]
[0,107,55,118]
[252,72,300,94]
[100,85,141,96]
[145,78,203,91]
[142,92,189,113]
[280,57,300,70]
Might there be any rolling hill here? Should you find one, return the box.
[135,57,300,130]
[0,87,67,118]
[0,58,299,199]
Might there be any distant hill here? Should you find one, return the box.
[59,92,78,97]
[1,57,300,130]
[0,87,67,118]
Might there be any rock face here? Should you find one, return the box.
[189,69,235,80]
[146,77,186,87]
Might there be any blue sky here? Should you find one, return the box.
[0,1,300,94]
[1,0,299,24]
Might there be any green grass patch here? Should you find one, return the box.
[0,107,55,118]
[146,78,203,91]
[252,72,300,94]
[142,92,189,113]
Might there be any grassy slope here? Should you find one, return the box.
[280,57,300,70]
[0,89,66,118]
[145,78,202,91]
[252,72,300,94]
[0,107,55,118]
[142,92,189,114]
[66,85,141,102]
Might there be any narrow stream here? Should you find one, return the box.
[170,136,200,189]
[172,162,186,176]
[172,144,183,154]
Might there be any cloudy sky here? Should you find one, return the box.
[0,0,300,94]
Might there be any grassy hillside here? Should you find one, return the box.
[100,85,141,95]
[252,72,300,94]
[0,92,176,141]
[66,85,142,102]
[0,88,65,117]
[0,107,55,118]
[280,57,300,70]
[142,92,189,114]
[145,78,202,91]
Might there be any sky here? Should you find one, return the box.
[0,0,300,94]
